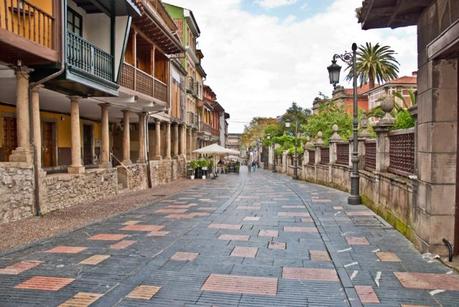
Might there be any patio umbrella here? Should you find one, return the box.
[193,144,240,176]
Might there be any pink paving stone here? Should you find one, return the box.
[0,261,42,275]
[208,223,242,230]
[310,250,331,262]
[301,217,314,223]
[282,205,304,209]
[147,231,170,237]
[171,252,199,261]
[346,210,376,217]
[201,274,278,296]
[15,276,75,291]
[283,267,339,282]
[197,207,216,211]
[167,204,197,209]
[284,226,318,233]
[376,252,401,262]
[278,212,310,217]
[401,305,431,307]
[394,272,459,291]
[333,206,343,210]
[45,246,87,254]
[231,246,258,258]
[243,216,260,221]
[155,208,188,214]
[122,220,141,225]
[88,234,129,241]
[268,241,286,250]
[346,236,369,245]
[110,240,136,250]
[218,234,250,241]
[120,224,164,232]
[355,285,380,304]
[259,230,279,238]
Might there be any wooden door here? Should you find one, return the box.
[83,124,93,165]
[42,122,55,168]
[2,117,17,162]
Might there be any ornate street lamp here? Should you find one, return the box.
[327,43,360,205]
[285,120,299,180]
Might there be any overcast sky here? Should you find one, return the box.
[166,0,417,133]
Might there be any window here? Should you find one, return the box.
[67,8,82,36]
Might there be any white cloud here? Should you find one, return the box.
[166,0,417,133]
[255,0,298,9]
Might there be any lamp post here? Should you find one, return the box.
[285,120,299,180]
[327,43,360,205]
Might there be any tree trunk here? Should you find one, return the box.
[369,75,375,89]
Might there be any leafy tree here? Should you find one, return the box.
[280,102,311,127]
[241,117,278,148]
[346,42,400,89]
[303,102,353,143]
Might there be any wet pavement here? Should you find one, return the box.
[0,168,458,306]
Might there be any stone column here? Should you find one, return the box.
[99,104,111,168]
[31,85,43,169]
[179,124,186,157]
[166,122,171,159]
[314,131,324,165]
[68,96,84,174]
[137,112,146,163]
[155,120,162,160]
[329,125,342,165]
[187,127,193,159]
[173,123,179,157]
[374,102,394,172]
[9,67,32,163]
[122,110,132,165]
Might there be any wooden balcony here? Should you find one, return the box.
[200,122,212,135]
[120,62,168,103]
[0,0,58,65]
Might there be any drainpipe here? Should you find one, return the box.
[28,0,66,216]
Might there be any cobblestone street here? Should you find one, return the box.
[1,168,459,306]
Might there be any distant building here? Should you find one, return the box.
[366,73,417,110]
[226,133,242,155]
[332,84,371,114]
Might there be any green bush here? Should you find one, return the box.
[393,109,415,130]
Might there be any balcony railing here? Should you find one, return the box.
[187,111,198,127]
[200,122,212,134]
[67,31,113,81]
[0,0,54,48]
[120,62,168,102]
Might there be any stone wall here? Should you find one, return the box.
[119,163,149,192]
[41,168,118,214]
[291,161,419,252]
[0,162,35,224]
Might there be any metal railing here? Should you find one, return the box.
[187,112,198,127]
[389,130,415,176]
[308,150,315,165]
[200,122,212,134]
[0,0,54,48]
[119,62,168,102]
[364,141,376,171]
[67,31,113,81]
[336,143,349,165]
[320,147,329,164]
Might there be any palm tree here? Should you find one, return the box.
[346,42,400,89]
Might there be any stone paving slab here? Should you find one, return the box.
[0,169,458,306]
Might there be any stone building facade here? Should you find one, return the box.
[358,0,459,255]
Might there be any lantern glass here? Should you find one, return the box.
[327,60,341,85]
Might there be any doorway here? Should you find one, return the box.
[42,122,56,168]
[2,117,17,162]
[83,124,93,166]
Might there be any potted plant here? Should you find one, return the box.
[199,159,209,179]
[189,160,199,180]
